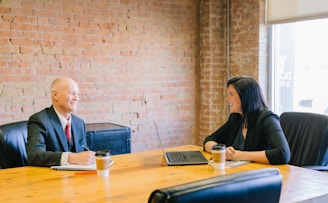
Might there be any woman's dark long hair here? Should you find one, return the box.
[227,76,268,121]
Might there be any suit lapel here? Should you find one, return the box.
[70,116,82,152]
[48,106,69,151]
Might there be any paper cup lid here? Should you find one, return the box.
[96,150,110,157]
[212,144,226,150]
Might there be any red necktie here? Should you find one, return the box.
[65,122,71,142]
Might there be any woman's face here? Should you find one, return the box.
[226,84,242,114]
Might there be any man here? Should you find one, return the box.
[26,77,95,167]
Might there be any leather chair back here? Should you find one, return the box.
[148,168,282,203]
[0,121,28,168]
[280,112,328,167]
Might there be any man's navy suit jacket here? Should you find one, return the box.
[26,106,87,167]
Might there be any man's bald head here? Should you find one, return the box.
[51,77,80,119]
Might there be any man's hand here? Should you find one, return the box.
[68,151,96,165]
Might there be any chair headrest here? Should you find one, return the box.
[148,168,282,203]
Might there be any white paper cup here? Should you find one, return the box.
[95,150,111,177]
[212,144,226,170]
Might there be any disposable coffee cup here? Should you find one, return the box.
[95,150,111,177]
[212,144,226,170]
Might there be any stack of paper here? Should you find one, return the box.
[50,160,114,171]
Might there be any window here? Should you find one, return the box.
[270,18,328,115]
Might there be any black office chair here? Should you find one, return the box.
[0,121,28,169]
[280,112,328,171]
[148,168,282,203]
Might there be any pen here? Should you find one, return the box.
[82,145,90,151]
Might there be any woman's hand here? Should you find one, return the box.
[204,141,218,153]
[226,146,269,163]
[226,146,239,160]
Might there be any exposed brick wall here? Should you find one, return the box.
[230,0,261,78]
[0,0,267,153]
[0,0,201,152]
[198,0,268,143]
[229,0,268,103]
[199,0,228,143]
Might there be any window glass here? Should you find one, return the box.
[271,18,328,115]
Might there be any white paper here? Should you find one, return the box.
[225,161,250,168]
[50,160,114,171]
[208,160,250,168]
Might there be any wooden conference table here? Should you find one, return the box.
[1,145,328,203]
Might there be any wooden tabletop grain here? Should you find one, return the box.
[1,145,328,203]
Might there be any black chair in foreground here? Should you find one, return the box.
[280,112,328,171]
[148,168,282,203]
[0,121,28,169]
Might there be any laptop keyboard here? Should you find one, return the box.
[167,152,188,162]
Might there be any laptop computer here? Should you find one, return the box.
[153,120,209,166]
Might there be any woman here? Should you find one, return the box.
[203,76,290,164]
